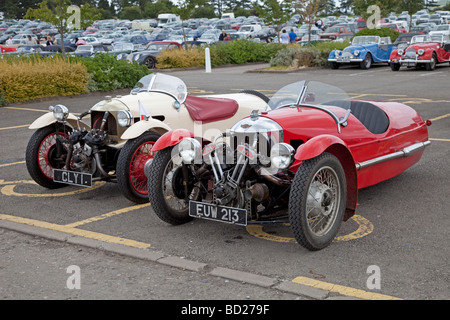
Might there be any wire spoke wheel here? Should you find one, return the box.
[289,152,346,250]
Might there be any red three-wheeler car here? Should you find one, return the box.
[146,80,431,251]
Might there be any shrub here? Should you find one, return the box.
[352,28,401,43]
[156,47,205,69]
[0,55,89,103]
[71,53,150,92]
[156,40,286,69]
[270,45,333,68]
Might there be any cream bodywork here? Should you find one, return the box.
[29,89,268,144]
[111,91,268,142]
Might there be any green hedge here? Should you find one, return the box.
[70,53,150,92]
[0,53,150,104]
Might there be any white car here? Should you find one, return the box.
[25,73,269,203]
[429,24,450,37]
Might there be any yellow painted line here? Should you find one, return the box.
[0,214,151,249]
[0,161,26,168]
[430,113,450,122]
[65,203,150,228]
[4,107,49,112]
[430,138,450,142]
[246,215,373,243]
[0,180,106,197]
[292,276,402,300]
[0,124,30,130]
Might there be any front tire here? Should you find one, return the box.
[425,53,437,71]
[147,147,199,225]
[288,153,346,250]
[25,125,71,189]
[360,53,372,69]
[116,131,161,203]
[390,63,400,71]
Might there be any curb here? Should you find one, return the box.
[0,218,349,300]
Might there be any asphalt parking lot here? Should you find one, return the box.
[0,63,449,300]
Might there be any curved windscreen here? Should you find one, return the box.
[131,73,188,103]
[267,80,351,110]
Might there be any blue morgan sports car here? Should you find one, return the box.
[328,36,395,69]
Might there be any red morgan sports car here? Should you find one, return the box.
[146,81,431,251]
[389,34,450,71]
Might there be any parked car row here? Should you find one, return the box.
[328,33,450,71]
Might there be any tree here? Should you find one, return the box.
[352,0,398,19]
[24,0,100,58]
[173,0,207,49]
[397,0,425,31]
[255,0,294,42]
[296,0,324,46]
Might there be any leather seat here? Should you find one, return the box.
[326,100,390,134]
[184,95,239,124]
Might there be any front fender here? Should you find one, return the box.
[294,134,358,221]
[294,134,348,161]
[29,112,81,130]
[120,118,172,140]
[151,129,196,152]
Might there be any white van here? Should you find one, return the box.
[221,12,235,19]
[235,24,262,37]
[157,14,180,28]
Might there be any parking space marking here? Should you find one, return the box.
[430,113,450,122]
[0,161,25,168]
[4,106,49,113]
[291,276,402,300]
[0,180,106,197]
[0,124,30,131]
[0,213,151,249]
[430,138,450,142]
[245,215,373,243]
[65,203,150,228]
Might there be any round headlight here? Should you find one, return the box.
[354,50,360,57]
[418,49,425,55]
[398,49,404,55]
[270,143,294,170]
[117,110,132,127]
[335,50,341,57]
[51,104,69,121]
[134,54,140,61]
[178,138,201,164]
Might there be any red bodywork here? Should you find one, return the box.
[154,100,430,219]
[390,38,450,68]
[319,26,352,40]
[0,46,17,53]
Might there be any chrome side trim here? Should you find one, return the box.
[356,141,431,171]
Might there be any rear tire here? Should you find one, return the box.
[239,90,270,103]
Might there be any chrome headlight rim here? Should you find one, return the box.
[117,110,133,127]
[50,104,69,121]
[418,49,425,56]
[353,50,360,57]
[270,142,295,170]
[398,49,404,55]
[178,138,202,164]
[133,54,140,61]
